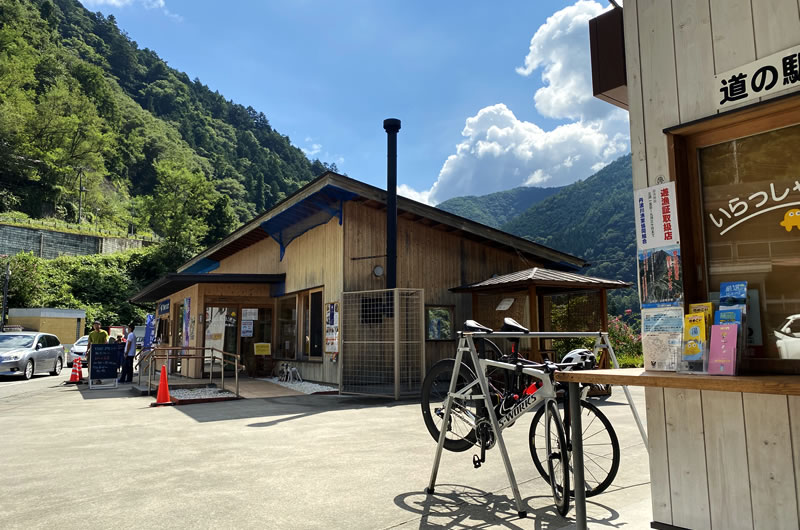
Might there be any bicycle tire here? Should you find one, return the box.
[529,399,620,497]
[420,358,479,452]
[544,399,570,516]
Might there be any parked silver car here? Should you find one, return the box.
[68,335,89,367]
[0,332,65,380]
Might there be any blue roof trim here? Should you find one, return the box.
[261,185,358,260]
[182,258,220,274]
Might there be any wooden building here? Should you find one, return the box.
[590,2,800,528]
[132,172,607,387]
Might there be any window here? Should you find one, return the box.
[426,306,454,341]
[671,99,800,368]
[277,296,297,360]
[300,290,324,360]
[45,335,60,347]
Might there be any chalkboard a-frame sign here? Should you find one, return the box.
[89,343,125,389]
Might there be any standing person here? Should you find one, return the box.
[118,324,136,383]
[87,321,109,385]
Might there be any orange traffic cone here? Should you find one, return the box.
[66,358,83,384]
[151,365,174,407]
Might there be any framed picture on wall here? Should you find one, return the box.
[426,306,454,341]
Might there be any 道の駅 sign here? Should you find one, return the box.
[716,43,800,110]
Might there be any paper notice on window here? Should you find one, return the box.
[242,308,259,321]
[642,307,683,371]
[241,320,253,338]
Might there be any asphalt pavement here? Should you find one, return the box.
[0,371,653,529]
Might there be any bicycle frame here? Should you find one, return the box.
[448,356,559,432]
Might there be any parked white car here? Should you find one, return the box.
[775,314,800,359]
[68,335,89,367]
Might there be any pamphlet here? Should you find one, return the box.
[641,307,683,371]
[679,313,707,372]
[689,302,714,341]
[708,324,738,375]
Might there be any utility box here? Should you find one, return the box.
[7,308,86,348]
[589,7,628,110]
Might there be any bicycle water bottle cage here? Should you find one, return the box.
[464,320,493,333]
[500,318,529,333]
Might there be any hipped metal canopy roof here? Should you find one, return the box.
[130,273,285,304]
[451,267,631,295]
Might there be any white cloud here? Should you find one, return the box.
[403,0,629,206]
[398,184,433,205]
[80,0,181,21]
[302,143,322,157]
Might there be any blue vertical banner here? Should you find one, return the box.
[143,313,155,350]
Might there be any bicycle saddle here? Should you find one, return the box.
[463,320,493,333]
[500,317,529,333]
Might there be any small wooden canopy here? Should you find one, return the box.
[452,267,631,362]
[130,273,286,304]
[450,267,631,295]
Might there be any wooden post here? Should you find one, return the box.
[600,289,610,369]
[528,286,540,362]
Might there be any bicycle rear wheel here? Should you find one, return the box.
[529,399,620,497]
[544,399,570,516]
[420,359,479,452]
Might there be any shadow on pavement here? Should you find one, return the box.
[394,484,624,529]
[171,393,417,424]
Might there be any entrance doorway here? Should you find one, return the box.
[204,306,238,374]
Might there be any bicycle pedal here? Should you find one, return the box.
[472,454,482,469]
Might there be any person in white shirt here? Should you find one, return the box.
[118,323,137,383]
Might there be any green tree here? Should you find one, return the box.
[148,161,215,257]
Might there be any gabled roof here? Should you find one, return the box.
[179,172,588,273]
[451,267,631,295]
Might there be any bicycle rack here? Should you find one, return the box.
[425,330,647,526]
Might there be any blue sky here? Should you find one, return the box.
[81,0,629,204]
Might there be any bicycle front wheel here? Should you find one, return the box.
[420,359,479,452]
[544,399,570,516]
[530,399,620,497]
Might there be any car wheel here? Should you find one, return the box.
[24,360,34,380]
[51,357,63,376]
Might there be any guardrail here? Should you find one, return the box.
[137,346,242,398]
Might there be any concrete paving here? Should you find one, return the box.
[0,371,652,529]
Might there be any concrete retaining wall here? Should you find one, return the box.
[0,224,150,259]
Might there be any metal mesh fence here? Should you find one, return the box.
[341,289,424,398]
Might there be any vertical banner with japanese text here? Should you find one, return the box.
[635,181,683,371]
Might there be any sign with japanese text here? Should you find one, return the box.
[716,44,800,110]
[157,299,170,316]
[707,178,800,236]
[634,181,680,250]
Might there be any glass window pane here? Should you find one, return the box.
[277,297,297,360]
[698,123,800,359]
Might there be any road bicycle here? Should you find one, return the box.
[421,318,620,516]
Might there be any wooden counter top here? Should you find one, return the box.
[555,367,800,396]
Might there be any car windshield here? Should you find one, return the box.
[75,337,88,345]
[0,335,35,349]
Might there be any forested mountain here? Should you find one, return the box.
[436,185,563,229]
[439,155,639,315]
[0,0,335,257]
[502,154,638,314]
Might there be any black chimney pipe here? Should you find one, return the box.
[383,118,401,290]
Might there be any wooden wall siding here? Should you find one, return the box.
[626,0,800,190]
[624,0,649,190]
[646,389,800,529]
[213,217,343,307]
[342,201,542,367]
[664,388,712,529]
[701,390,754,529]
[743,394,799,530]
[645,386,673,524]
[637,0,681,186]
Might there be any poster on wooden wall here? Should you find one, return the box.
[325,302,339,353]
